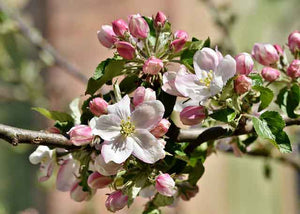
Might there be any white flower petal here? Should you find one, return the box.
[131,100,165,130]
[101,137,133,164]
[56,159,80,192]
[193,48,219,72]
[29,146,52,164]
[175,74,200,98]
[90,115,121,141]
[94,154,122,176]
[131,129,165,164]
[215,55,236,83]
[107,95,131,120]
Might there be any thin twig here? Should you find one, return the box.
[0,1,88,83]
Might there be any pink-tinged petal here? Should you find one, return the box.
[90,115,121,141]
[101,137,133,164]
[107,95,131,120]
[131,129,165,164]
[38,161,54,182]
[56,159,80,192]
[175,74,204,99]
[162,71,183,96]
[94,154,122,176]
[215,55,236,83]
[193,48,220,72]
[131,100,165,130]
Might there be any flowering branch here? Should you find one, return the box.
[0,1,88,83]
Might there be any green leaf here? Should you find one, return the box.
[275,86,288,111]
[85,59,126,95]
[119,75,140,94]
[252,117,275,141]
[209,108,236,123]
[252,86,274,112]
[286,83,300,118]
[187,161,205,185]
[152,194,174,207]
[33,107,73,122]
[249,73,263,86]
[252,111,292,153]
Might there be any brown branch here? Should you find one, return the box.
[0,123,74,149]
[0,1,88,83]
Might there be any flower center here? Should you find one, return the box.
[199,70,213,87]
[120,117,135,137]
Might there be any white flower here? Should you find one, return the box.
[90,95,165,164]
[56,158,80,192]
[168,48,236,102]
[94,154,122,176]
[29,146,55,182]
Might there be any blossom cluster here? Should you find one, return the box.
[29,11,299,213]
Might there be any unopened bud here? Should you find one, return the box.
[234,75,252,94]
[68,125,93,146]
[154,11,167,28]
[112,19,128,37]
[89,97,108,117]
[133,86,156,106]
[115,41,136,60]
[235,53,254,75]
[155,173,176,197]
[261,67,280,82]
[143,56,164,75]
[105,190,128,212]
[252,43,279,66]
[128,14,149,39]
[180,106,206,126]
[287,59,300,79]
[97,25,118,48]
[288,30,300,54]
[150,119,171,138]
[87,172,112,189]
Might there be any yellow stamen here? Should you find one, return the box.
[199,70,214,87]
[120,117,135,137]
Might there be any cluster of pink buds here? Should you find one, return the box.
[234,52,253,94]
[97,11,188,78]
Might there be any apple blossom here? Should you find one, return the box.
[115,41,136,60]
[56,159,80,192]
[180,106,207,125]
[287,59,300,79]
[251,43,279,66]
[235,52,254,75]
[29,146,55,182]
[142,56,164,75]
[90,95,165,164]
[234,75,252,94]
[87,172,112,189]
[288,30,300,54]
[70,182,94,202]
[68,125,93,146]
[173,47,236,102]
[112,19,128,37]
[154,11,167,28]
[150,118,171,138]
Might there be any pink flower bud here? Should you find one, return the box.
[87,172,112,189]
[112,19,128,37]
[97,25,118,48]
[251,43,279,66]
[154,11,167,28]
[155,173,176,197]
[287,59,300,79]
[128,14,149,39]
[142,56,164,75]
[105,190,128,212]
[68,125,93,146]
[235,53,254,75]
[150,119,171,138]
[273,44,284,56]
[180,106,206,126]
[174,30,188,40]
[89,97,108,116]
[133,86,156,106]
[261,67,280,82]
[170,38,186,53]
[234,75,252,94]
[115,41,136,60]
[70,182,91,202]
[288,30,300,54]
